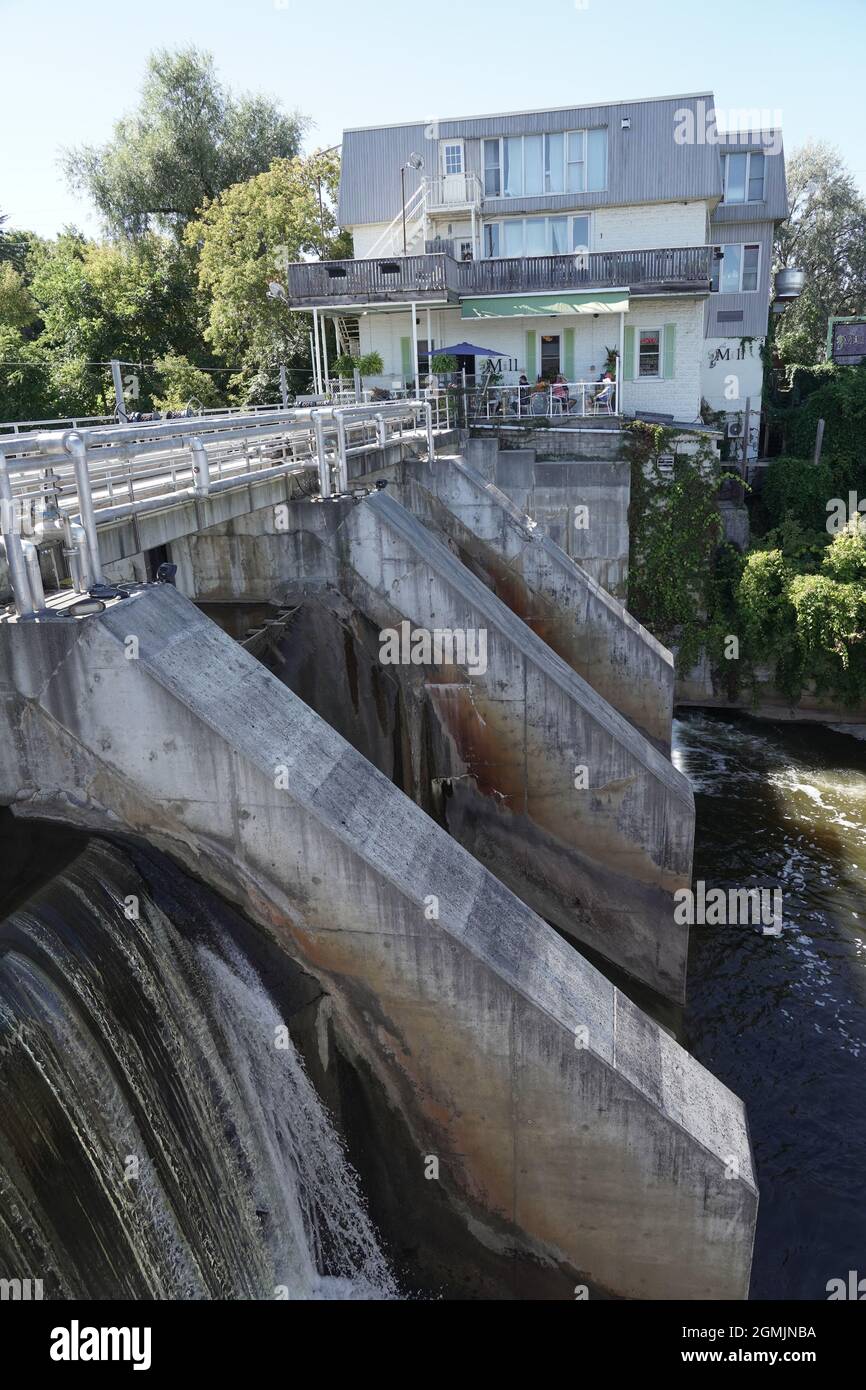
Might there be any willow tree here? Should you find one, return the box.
[63,48,308,238]
[774,142,866,364]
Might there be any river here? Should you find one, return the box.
[674,711,866,1301]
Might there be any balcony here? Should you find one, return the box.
[425,172,484,212]
[457,246,713,297]
[283,246,712,308]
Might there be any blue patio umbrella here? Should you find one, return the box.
[421,341,506,357]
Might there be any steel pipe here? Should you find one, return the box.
[65,432,104,586]
[22,539,46,610]
[190,436,210,496]
[0,448,35,616]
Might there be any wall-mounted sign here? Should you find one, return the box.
[828,316,866,366]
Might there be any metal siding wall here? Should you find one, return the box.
[705,220,774,337]
[340,94,725,225]
[338,124,429,226]
[712,132,788,224]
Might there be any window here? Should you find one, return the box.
[459,240,474,262]
[504,220,523,256]
[638,330,661,378]
[710,243,761,293]
[484,138,501,197]
[566,131,585,193]
[571,215,590,252]
[483,222,500,258]
[587,129,607,191]
[748,153,765,202]
[504,137,523,197]
[481,129,607,198]
[482,214,592,258]
[549,216,568,254]
[443,143,464,175]
[525,217,547,256]
[742,243,759,290]
[544,133,564,193]
[524,135,543,195]
[723,151,765,203]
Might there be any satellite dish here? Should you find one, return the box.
[407,152,424,171]
[267,281,287,300]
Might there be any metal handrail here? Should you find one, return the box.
[1,397,452,617]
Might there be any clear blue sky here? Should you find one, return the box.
[2,0,864,237]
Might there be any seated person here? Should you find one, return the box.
[593,372,614,409]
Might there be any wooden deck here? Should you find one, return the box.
[285,246,712,308]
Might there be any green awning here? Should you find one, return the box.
[462,290,628,319]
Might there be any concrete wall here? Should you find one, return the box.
[0,584,756,1298]
[465,437,630,596]
[172,492,694,1003]
[388,454,674,752]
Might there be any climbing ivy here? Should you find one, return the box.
[625,422,732,674]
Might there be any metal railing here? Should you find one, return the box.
[425,172,483,211]
[473,379,619,420]
[0,397,452,618]
[456,246,712,296]
[286,252,461,306]
[283,245,712,306]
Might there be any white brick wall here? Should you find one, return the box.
[594,200,708,252]
[361,298,705,422]
[624,297,705,422]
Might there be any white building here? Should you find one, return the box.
[285,92,787,443]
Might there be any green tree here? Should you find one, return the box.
[63,47,308,237]
[31,232,204,377]
[185,151,350,395]
[152,355,223,412]
[0,263,38,330]
[774,142,866,364]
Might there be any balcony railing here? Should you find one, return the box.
[425,172,483,211]
[285,253,461,306]
[457,246,712,296]
[283,246,712,307]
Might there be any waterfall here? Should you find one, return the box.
[0,837,397,1300]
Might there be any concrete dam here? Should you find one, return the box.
[0,404,756,1299]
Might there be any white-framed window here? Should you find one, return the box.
[482,129,607,199]
[638,329,661,378]
[459,239,474,262]
[710,243,761,293]
[482,213,591,258]
[722,151,765,203]
[442,141,464,176]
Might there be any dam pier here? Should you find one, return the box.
[0,400,757,1299]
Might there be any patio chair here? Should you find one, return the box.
[591,384,614,415]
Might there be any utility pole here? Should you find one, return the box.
[110,360,128,423]
[813,418,825,467]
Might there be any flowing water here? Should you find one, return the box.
[2,715,863,1302]
[674,711,866,1301]
[0,837,396,1301]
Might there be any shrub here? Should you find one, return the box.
[761,456,836,531]
[789,573,866,701]
[431,353,457,373]
[821,516,866,584]
[784,364,866,474]
[357,351,383,376]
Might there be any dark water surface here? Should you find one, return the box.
[674,711,866,1301]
